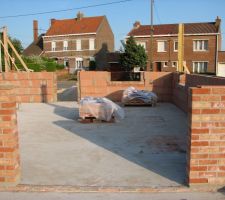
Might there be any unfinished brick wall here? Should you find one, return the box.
[0,72,57,103]
[187,86,225,186]
[173,73,225,113]
[0,85,20,186]
[78,71,173,102]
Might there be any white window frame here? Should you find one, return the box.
[157,40,167,52]
[137,41,146,50]
[51,41,56,51]
[75,57,83,70]
[89,39,95,50]
[76,39,81,51]
[63,41,68,51]
[192,61,208,73]
[193,40,208,51]
[174,40,178,52]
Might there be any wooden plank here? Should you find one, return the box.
[7,38,30,72]
[0,40,19,71]
[3,27,9,72]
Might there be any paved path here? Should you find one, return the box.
[0,192,224,200]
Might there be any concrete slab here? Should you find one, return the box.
[18,102,188,187]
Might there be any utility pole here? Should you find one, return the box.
[0,32,2,72]
[150,0,154,71]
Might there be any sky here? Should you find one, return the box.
[0,0,225,50]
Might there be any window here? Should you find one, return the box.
[193,40,208,51]
[76,39,81,51]
[192,62,208,73]
[89,39,95,50]
[63,41,68,51]
[137,41,146,50]
[174,41,178,52]
[76,58,83,70]
[157,41,167,52]
[162,62,168,67]
[64,59,69,68]
[51,42,56,51]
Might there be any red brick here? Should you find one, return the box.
[192,88,211,94]
[201,109,220,114]
[212,88,225,94]
[222,96,225,101]
[192,109,201,114]
[191,154,208,159]
[0,177,5,182]
[189,178,208,184]
[191,141,209,146]
[199,160,217,165]
[192,128,209,134]
[0,110,15,115]
[209,154,225,159]
[210,129,225,134]
[1,102,16,108]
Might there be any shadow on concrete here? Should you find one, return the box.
[57,81,78,102]
[49,102,187,186]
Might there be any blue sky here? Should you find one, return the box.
[0,0,225,50]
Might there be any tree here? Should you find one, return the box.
[11,38,24,54]
[120,36,147,71]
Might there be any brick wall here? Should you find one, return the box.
[78,71,173,102]
[0,72,57,103]
[187,86,225,186]
[173,73,225,112]
[0,85,20,186]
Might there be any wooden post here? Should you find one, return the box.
[7,38,29,72]
[3,27,10,72]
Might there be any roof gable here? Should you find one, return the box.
[128,22,218,36]
[46,16,104,36]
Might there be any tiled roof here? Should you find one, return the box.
[128,22,218,36]
[23,34,44,56]
[45,16,104,36]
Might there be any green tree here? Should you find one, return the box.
[120,36,147,71]
[11,38,24,54]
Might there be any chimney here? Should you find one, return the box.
[76,11,84,20]
[215,16,221,31]
[51,18,56,26]
[133,21,141,29]
[33,20,38,42]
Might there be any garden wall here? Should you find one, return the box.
[187,86,225,186]
[78,71,173,102]
[0,72,57,103]
[173,73,225,113]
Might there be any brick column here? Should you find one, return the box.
[0,84,20,186]
[187,86,225,186]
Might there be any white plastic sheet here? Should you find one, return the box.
[122,86,158,104]
[79,97,125,122]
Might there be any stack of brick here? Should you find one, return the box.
[0,85,20,186]
[187,86,225,185]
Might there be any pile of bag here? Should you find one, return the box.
[79,97,125,122]
[122,87,158,105]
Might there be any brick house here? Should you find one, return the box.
[24,12,114,73]
[127,17,223,74]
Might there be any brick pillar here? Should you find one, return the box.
[187,86,225,186]
[0,85,20,186]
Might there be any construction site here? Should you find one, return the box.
[0,2,225,198]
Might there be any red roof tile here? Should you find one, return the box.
[128,22,218,36]
[46,16,104,36]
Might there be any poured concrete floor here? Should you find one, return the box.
[18,102,188,187]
